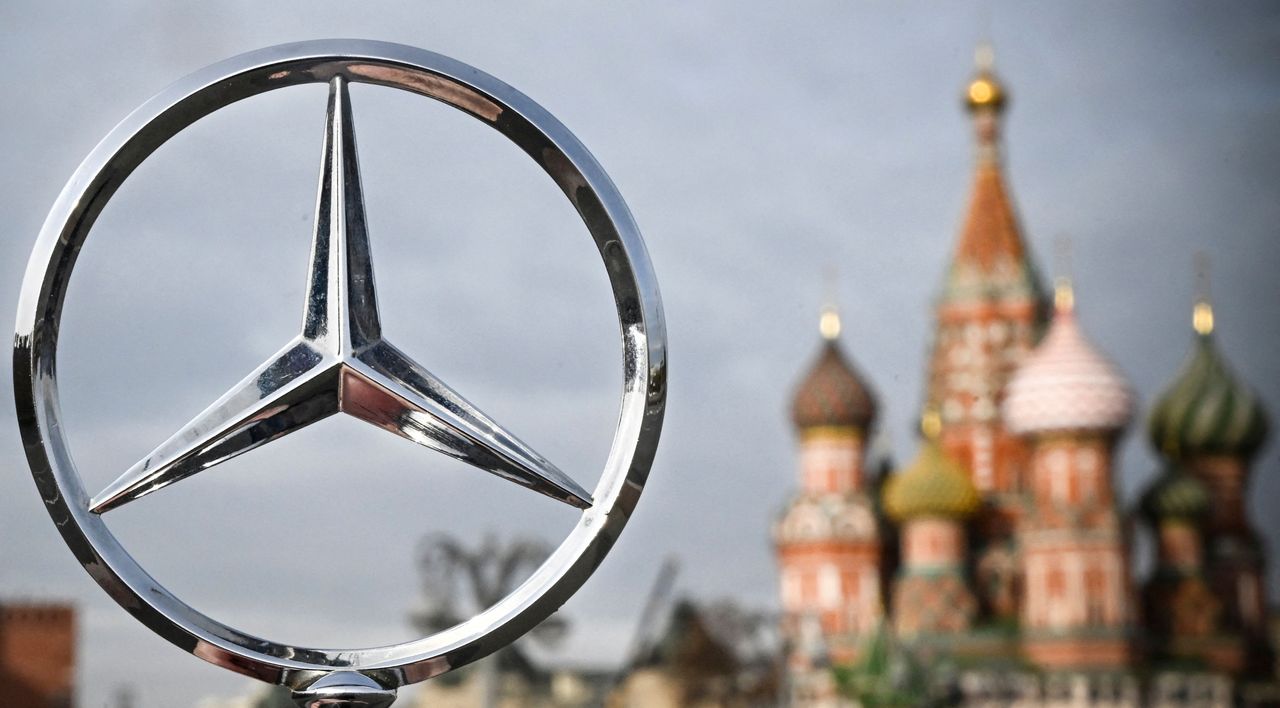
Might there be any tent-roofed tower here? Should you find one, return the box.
[923,43,1048,620]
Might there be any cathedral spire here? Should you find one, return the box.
[1052,235,1075,314]
[1192,251,1214,336]
[819,268,842,340]
[819,304,842,341]
[966,41,1007,162]
[945,42,1035,285]
[1053,277,1075,315]
[926,42,1044,496]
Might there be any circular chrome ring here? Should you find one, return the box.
[13,39,665,689]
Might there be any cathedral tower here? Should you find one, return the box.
[1148,290,1272,674]
[924,45,1048,620]
[775,302,883,674]
[1138,462,1246,671]
[1005,279,1136,668]
[882,411,981,638]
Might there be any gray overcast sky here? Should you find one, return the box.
[2,2,1279,705]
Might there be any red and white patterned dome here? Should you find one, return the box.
[1005,287,1133,435]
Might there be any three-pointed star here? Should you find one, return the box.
[89,77,592,515]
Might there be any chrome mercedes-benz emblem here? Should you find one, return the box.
[92,76,592,516]
[14,40,665,704]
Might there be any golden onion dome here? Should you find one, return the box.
[882,411,981,522]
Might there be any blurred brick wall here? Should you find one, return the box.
[0,603,75,708]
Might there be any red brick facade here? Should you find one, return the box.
[0,603,75,708]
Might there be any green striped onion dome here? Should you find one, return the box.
[1139,465,1210,522]
[882,440,980,522]
[1149,332,1269,459]
[791,339,878,431]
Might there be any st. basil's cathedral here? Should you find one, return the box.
[774,46,1274,707]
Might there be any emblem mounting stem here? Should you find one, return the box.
[291,672,397,708]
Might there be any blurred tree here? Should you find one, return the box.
[409,532,567,707]
[834,623,933,707]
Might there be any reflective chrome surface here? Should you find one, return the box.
[14,40,666,693]
[292,672,397,708]
[91,76,590,515]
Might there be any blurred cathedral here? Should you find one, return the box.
[774,45,1277,707]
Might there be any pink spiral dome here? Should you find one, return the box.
[1005,285,1133,435]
